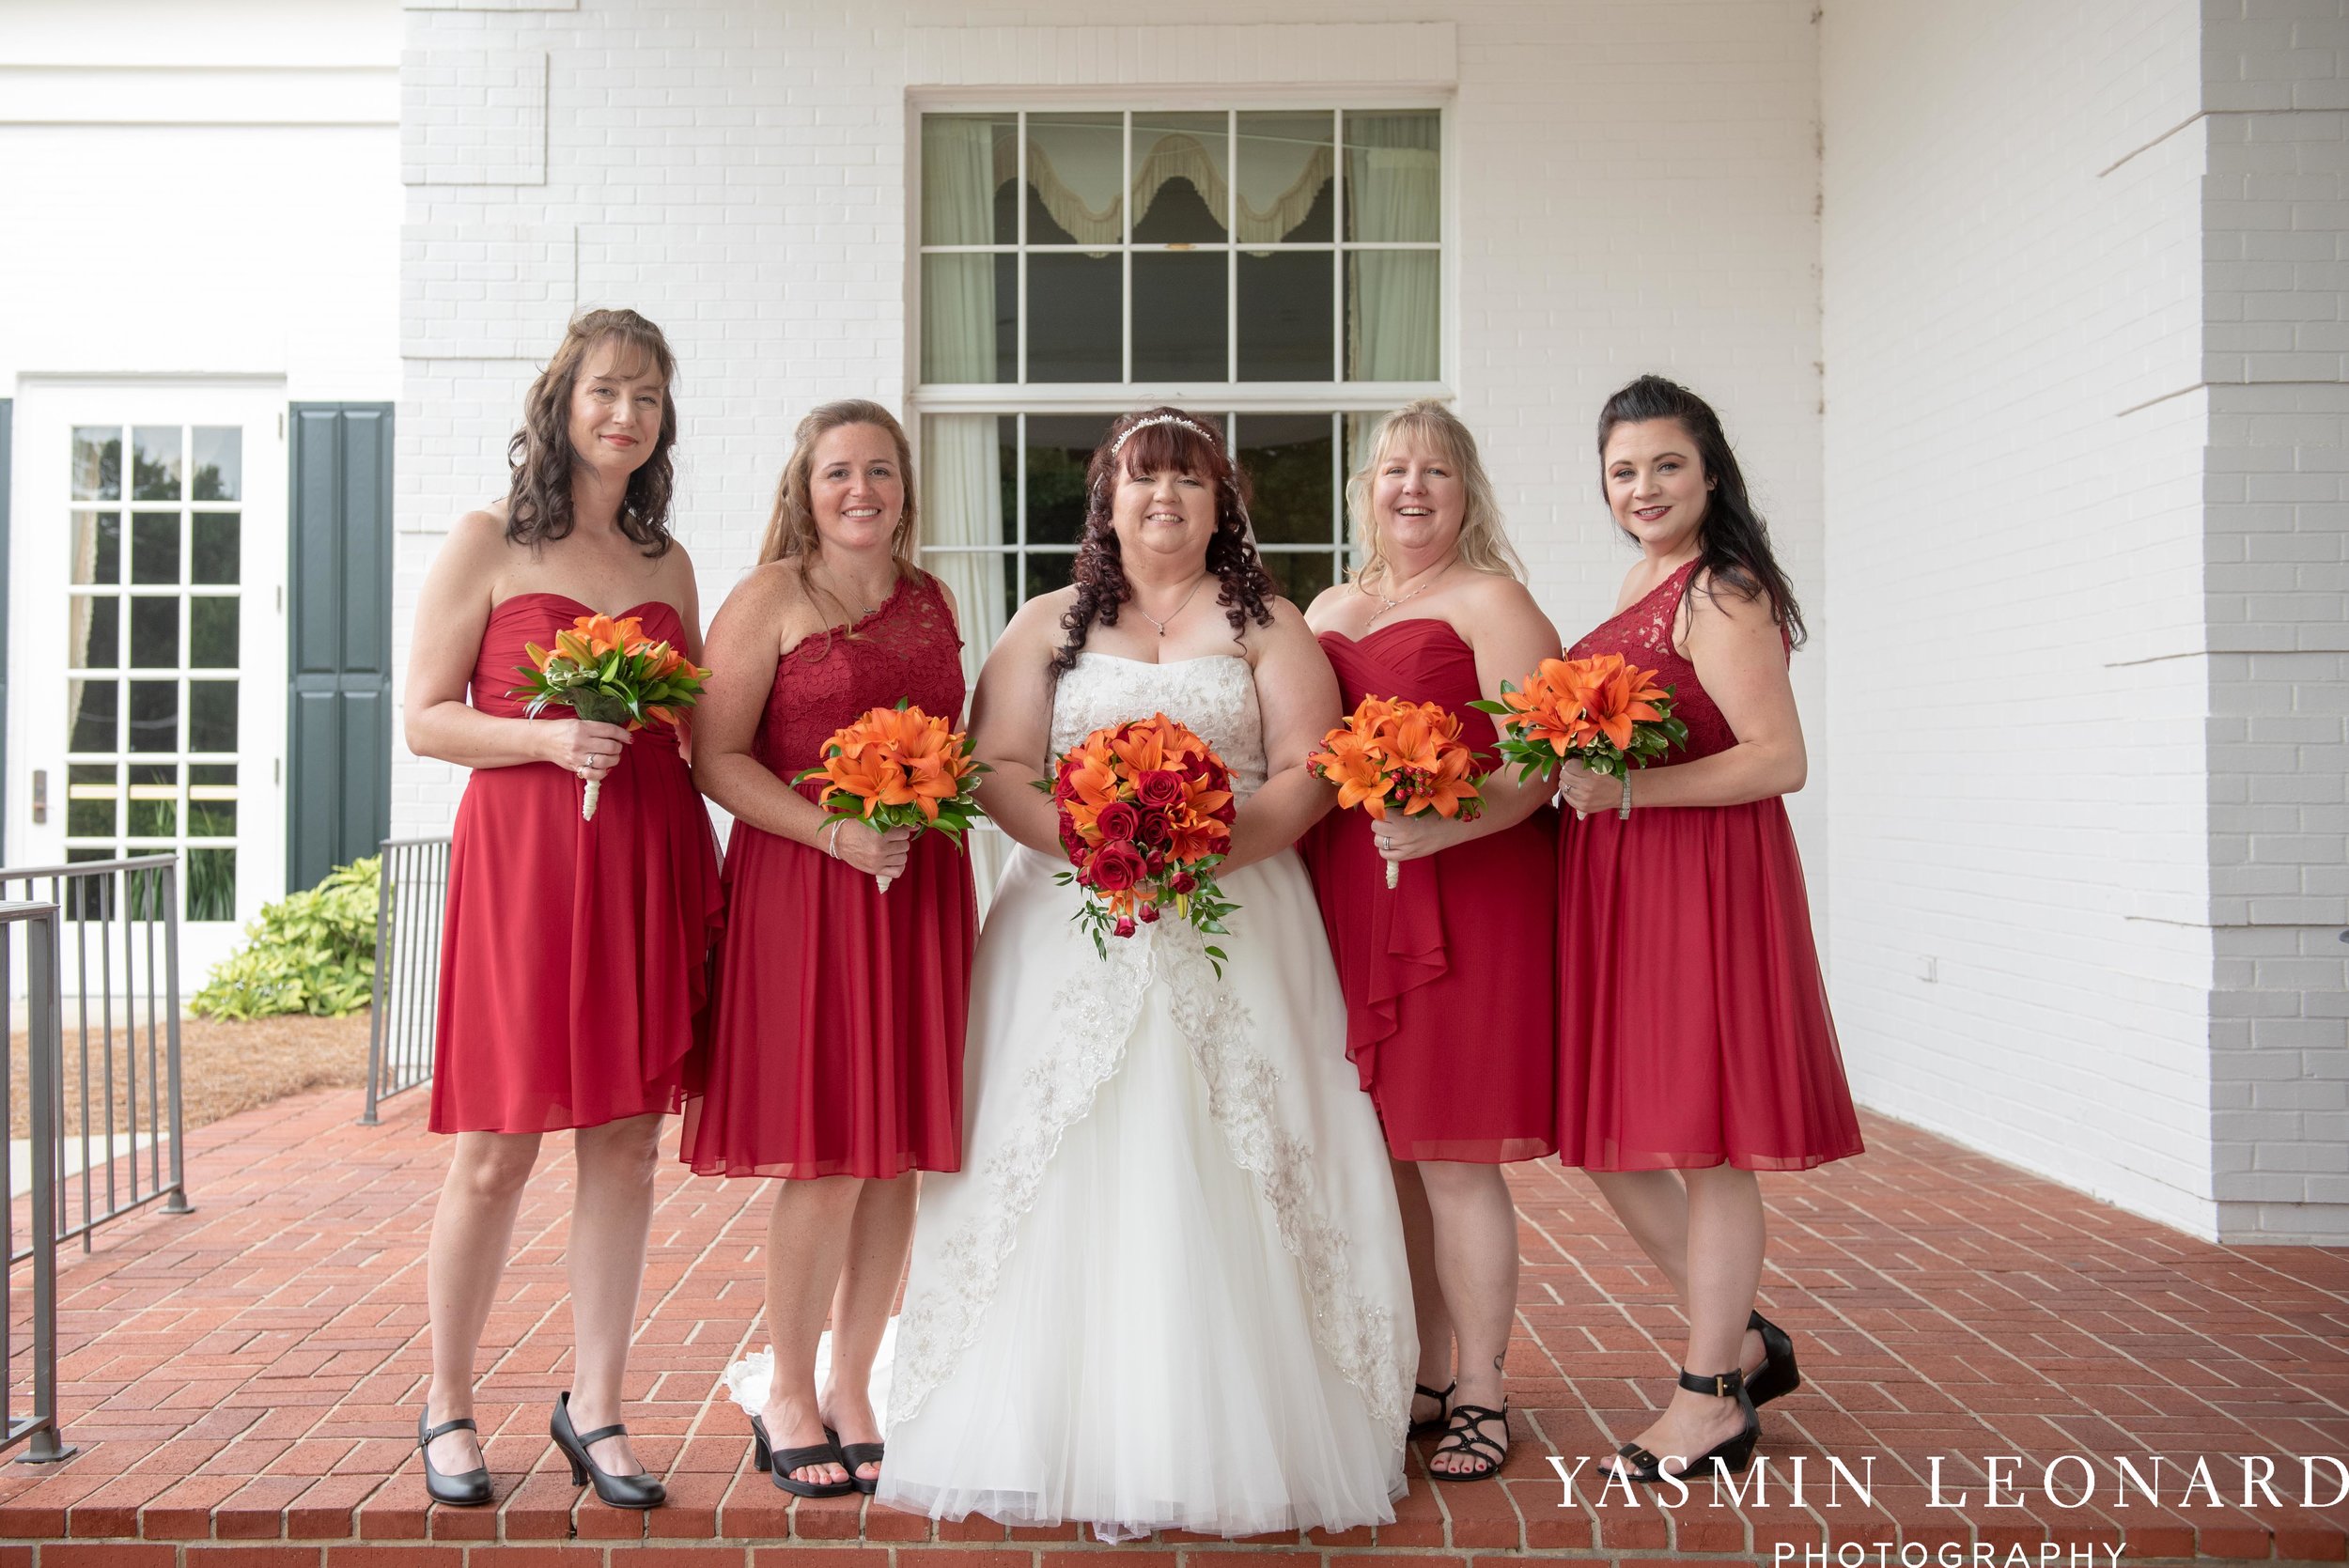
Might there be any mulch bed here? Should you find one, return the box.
[7,1010,372,1138]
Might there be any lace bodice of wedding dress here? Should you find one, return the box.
[1050,654,1268,799]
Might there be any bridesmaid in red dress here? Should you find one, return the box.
[679,400,976,1498]
[1301,400,1560,1483]
[1554,375,1861,1484]
[403,309,723,1511]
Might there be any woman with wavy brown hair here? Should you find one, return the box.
[677,399,975,1498]
[402,308,723,1511]
[879,408,1415,1542]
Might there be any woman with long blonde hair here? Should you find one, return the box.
[678,400,977,1497]
[1301,398,1562,1482]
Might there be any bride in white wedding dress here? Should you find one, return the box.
[877,409,1415,1541]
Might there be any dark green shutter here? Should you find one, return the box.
[287,403,394,892]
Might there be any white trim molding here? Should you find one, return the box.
[905,23,1457,91]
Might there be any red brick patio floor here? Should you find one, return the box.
[0,1090,2341,1566]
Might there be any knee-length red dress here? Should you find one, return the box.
[1304,619,1559,1164]
[678,571,978,1179]
[1556,561,1863,1172]
[429,594,725,1135]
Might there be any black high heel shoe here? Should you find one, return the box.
[749,1411,856,1498]
[824,1424,885,1497]
[1610,1367,1761,1483]
[550,1391,666,1510]
[417,1410,493,1507]
[1408,1380,1456,1439]
[1428,1401,1510,1483]
[1746,1311,1802,1406]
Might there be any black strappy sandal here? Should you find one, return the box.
[1428,1401,1509,1483]
[825,1424,885,1496]
[1409,1380,1456,1438]
[750,1411,856,1498]
[1609,1367,1760,1483]
[1746,1311,1802,1406]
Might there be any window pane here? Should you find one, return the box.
[189,681,237,753]
[1236,413,1335,545]
[192,512,241,584]
[132,427,182,501]
[1023,551,1077,601]
[67,764,117,839]
[192,597,239,668]
[190,765,239,838]
[72,511,121,584]
[1026,415,1114,545]
[132,514,180,584]
[70,597,118,670]
[65,847,116,919]
[1344,110,1439,243]
[922,113,1017,246]
[921,253,1013,383]
[191,427,241,502]
[129,764,178,838]
[1347,252,1439,380]
[1237,111,1334,244]
[1132,112,1227,244]
[1026,113,1123,245]
[187,848,237,923]
[999,414,1019,543]
[69,680,119,753]
[130,679,179,753]
[1258,550,1338,606]
[1238,252,1335,380]
[1132,252,1227,381]
[1026,254,1121,381]
[131,597,179,669]
[72,428,121,501]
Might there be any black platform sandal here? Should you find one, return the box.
[1746,1311,1802,1406]
[550,1391,666,1509]
[1409,1380,1456,1438]
[751,1412,856,1498]
[417,1410,493,1507]
[1609,1367,1760,1483]
[1428,1401,1510,1482]
[825,1423,885,1496]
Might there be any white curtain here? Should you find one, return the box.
[923,116,997,382]
[1346,114,1440,381]
[919,414,1011,911]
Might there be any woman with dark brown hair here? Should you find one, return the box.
[879,408,1414,1542]
[678,400,976,1498]
[403,308,723,1511]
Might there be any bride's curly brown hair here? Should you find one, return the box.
[1052,407,1278,676]
[504,308,679,556]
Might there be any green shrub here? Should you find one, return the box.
[190,857,381,1020]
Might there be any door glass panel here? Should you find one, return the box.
[71,511,121,583]
[69,680,118,753]
[129,680,179,752]
[72,429,121,501]
[189,765,238,838]
[191,427,241,501]
[67,765,117,838]
[192,513,240,583]
[191,598,238,667]
[189,682,237,753]
[131,597,179,668]
[128,764,178,837]
[132,514,180,584]
[70,597,119,669]
[186,848,236,923]
[132,427,182,500]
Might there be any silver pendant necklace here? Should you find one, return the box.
[1366,555,1457,624]
[1135,573,1209,636]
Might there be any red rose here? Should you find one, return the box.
[1096,800,1141,842]
[1170,871,1197,894]
[1089,840,1147,893]
[1137,902,1161,924]
[1137,806,1174,846]
[1112,914,1138,939]
[1136,768,1184,808]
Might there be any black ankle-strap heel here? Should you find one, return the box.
[417,1410,492,1507]
[550,1391,666,1510]
[1746,1310,1802,1406]
[1409,1380,1456,1438]
[1610,1366,1761,1484]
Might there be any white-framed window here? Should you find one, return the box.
[912,104,1445,677]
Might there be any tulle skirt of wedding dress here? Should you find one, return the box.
[878,845,1414,1542]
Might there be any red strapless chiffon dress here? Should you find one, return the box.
[1555,560,1862,1171]
[677,572,978,1179]
[1302,619,1558,1164]
[429,595,725,1135]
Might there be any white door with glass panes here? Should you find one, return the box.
[8,383,288,981]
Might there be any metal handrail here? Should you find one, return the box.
[3,900,78,1462]
[363,837,450,1123]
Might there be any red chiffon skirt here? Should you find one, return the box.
[677,823,976,1180]
[1304,807,1558,1164]
[1557,798,1862,1172]
[429,739,724,1135]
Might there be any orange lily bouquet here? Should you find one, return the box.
[1036,713,1239,966]
[795,700,988,893]
[512,613,710,821]
[1472,652,1688,816]
[1307,697,1486,889]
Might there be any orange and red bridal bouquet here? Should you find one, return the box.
[513,613,710,820]
[1473,652,1688,815]
[795,701,988,893]
[1307,697,1486,889]
[1039,713,1239,964]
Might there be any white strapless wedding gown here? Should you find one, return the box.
[878,653,1416,1542]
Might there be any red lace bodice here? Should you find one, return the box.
[1566,559,1784,765]
[754,571,966,792]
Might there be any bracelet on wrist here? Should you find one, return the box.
[1617,768,1634,821]
[826,819,847,859]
